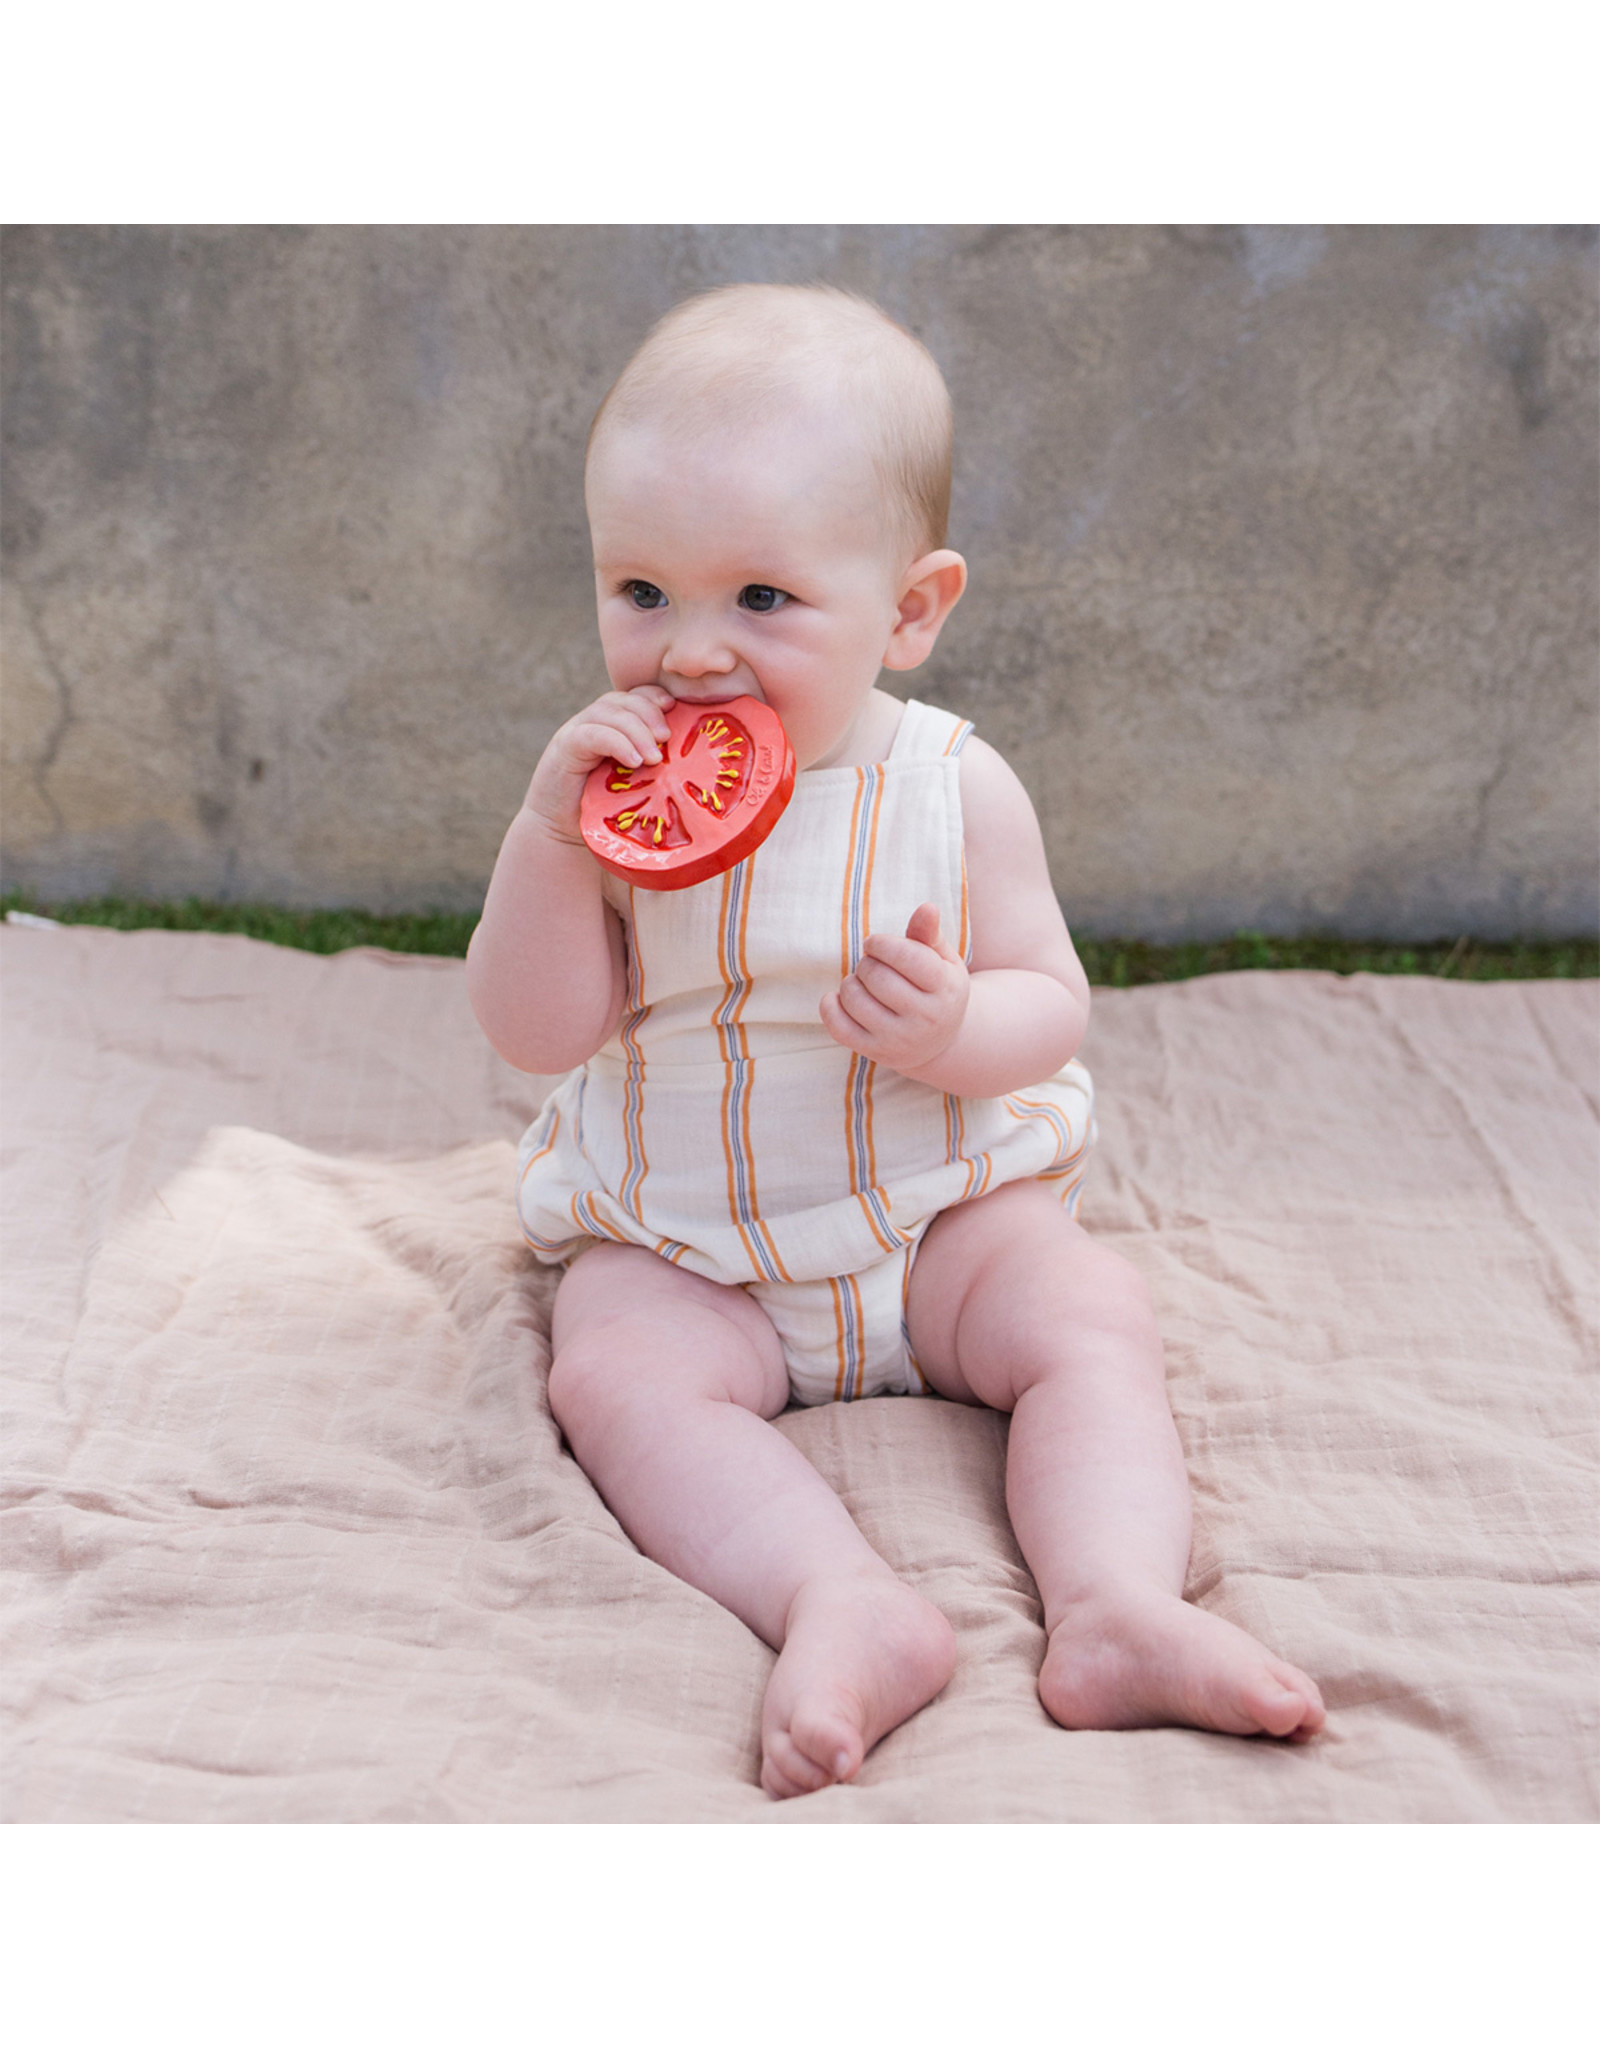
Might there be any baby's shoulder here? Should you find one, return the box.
[956,732,1050,871]
[957,730,1034,810]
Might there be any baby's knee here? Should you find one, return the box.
[996,1200,1161,1356]
[1074,1237,1157,1323]
[546,1334,639,1444]
[973,1185,1154,1315]
[547,1265,788,1431]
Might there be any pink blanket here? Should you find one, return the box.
[3,926,1594,1819]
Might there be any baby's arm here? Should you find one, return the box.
[466,685,676,1072]
[820,738,1089,1097]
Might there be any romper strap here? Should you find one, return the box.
[887,698,975,762]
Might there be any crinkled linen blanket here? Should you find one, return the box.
[2,925,1595,1822]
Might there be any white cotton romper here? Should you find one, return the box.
[516,697,1097,1406]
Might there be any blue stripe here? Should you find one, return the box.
[519,1222,581,1254]
[716,864,757,1228]
[619,895,649,1215]
[845,765,881,971]
[1011,1093,1076,1169]
[850,1053,871,1186]
[863,1183,900,1245]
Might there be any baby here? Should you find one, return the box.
[468,283,1325,1797]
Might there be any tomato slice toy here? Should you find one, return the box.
[581,695,796,891]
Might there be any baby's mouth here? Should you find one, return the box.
[661,683,764,706]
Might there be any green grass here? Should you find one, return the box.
[0,891,479,959]
[4,890,1595,983]
[1073,931,1598,986]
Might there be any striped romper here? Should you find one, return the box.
[516,697,1097,1406]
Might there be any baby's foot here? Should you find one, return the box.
[760,1575,957,1799]
[1039,1588,1326,1741]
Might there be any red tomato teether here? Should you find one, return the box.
[580,695,797,892]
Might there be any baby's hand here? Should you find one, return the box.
[523,685,677,841]
[820,904,969,1076]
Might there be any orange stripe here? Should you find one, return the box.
[844,1051,878,1194]
[620,888,651,1220]
[901,1252,930,1390]
[957,851,970,962]
[1038,1156,1090,1180]
[754,1218,793,1283]
[855,1189,899,1256]
[840,772,866,977]
[1004,1093,1087,1176]
[518,1111,561,1185]
[578,1192,631,1243]
[733,866,758,1205]
[855,782,886,1213]
[731,1220,781,1282]
[520,1209,583,1253]
[736,1220,795,1284]
[844,1053,858,1196]
[831,1278,849,1402]
[859,767,883,943]
[946,1094,990,1202]
[841,774,887,1236]
[717,871,743,1229]
[845,1273,864,1400]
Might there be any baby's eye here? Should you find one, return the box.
[739,585,790,614]
[624,580,667,610]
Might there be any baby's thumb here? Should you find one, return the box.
[906,903,948,954]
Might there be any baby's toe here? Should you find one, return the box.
[761,1730,834,1800]
[1274,1664,1327,1740]
[1249,1661,1326,1739]
[788,1700,863,1785]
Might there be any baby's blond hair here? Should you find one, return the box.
[587,283,953,561]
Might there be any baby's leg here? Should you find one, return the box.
[548,1245,955,1797]
[906,1182,1325,1739]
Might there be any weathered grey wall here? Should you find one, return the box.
[3,224,1595,937]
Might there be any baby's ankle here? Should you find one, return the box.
[1045,1576,1183,1639]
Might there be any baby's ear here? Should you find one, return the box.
[883,552,967,672]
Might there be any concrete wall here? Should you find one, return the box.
[3,224,1595,938]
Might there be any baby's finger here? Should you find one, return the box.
[905,903,941,951]
[570,712,662,769]
[616,708,670,760]
[906,902,962,962]
[851,954,917,1012]
[835,975,900,1037]
[819,990,868,1050]
[861,930,947,993]
[606,696,676,752]
[624,686,677,735]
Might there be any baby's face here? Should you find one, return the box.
[586,410,913,770]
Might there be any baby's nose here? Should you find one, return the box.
[661,626,737,679]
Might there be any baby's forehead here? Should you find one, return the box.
[603,351,886,447]
[592,385,889,502]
